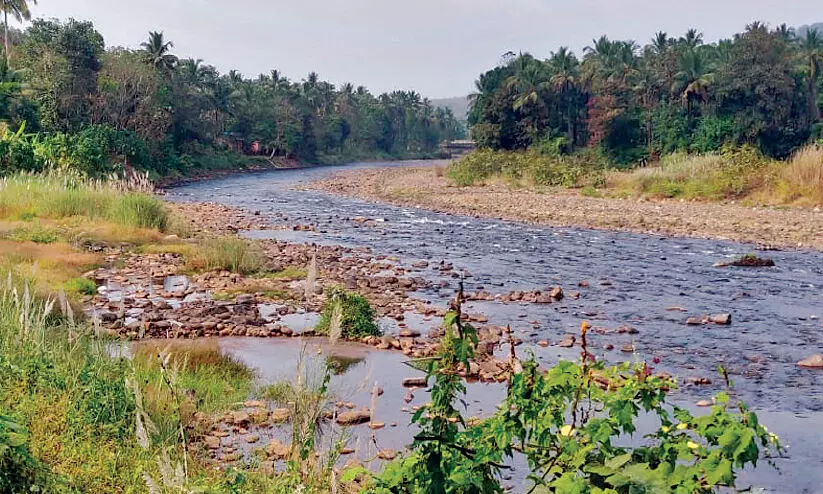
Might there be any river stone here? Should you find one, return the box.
[265,439,290,459]
[696,400,714,407]
[377,449,397,460]
[204,436,221,449]
[558,335,575,348]
[230,411,250,425]
[797,354,823,368]
[337,410,371,426]
[402,377,428,388]
[711,313,732,325]
[270,408,290,423]
[246,434,259,444]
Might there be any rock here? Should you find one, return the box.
[340,447,355,455]
[696,400,714,407]
[244,400,267,408]
[99,311,118,323]
[549,287,563,299]
[270,408,290,423]
[230,411,250,426]
[402,376,428,388]
[369,422,386,430]
[249,409,269,424]
[399,329,421,338]
[246,434,259,444]
[537,340,549,347]
[711,313,732,325]
[204,436,221,449]
[686,317,703,325]
[336,409,371,426]
[558,335,575,348]
[377,449,397,460]
[797,354,823,368]
[235,294,255,305]
[621,344,635,353]
[265,439,290,459]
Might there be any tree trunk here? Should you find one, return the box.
[4,10,9,67]
[810,63,821,123]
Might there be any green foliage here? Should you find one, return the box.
[106,193,168,230]
[315,287,381,339]
[63,277,97,296]
[469,24,822,164]
[374,315,781,493]
[0,413,42,493]
[6,222,59,244]
[447,149,606,188]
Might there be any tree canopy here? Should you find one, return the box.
[0,19,464,176]
[469,23,823,163]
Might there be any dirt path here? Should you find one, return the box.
[306,166,823,250]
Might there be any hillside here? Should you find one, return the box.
[796,22,823,37]
[432,95,471,121]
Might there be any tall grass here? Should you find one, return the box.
[187,236,264,274]
[773,145,823,204]
[0,172,168,230]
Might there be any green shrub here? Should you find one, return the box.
[316,287,380,339]
[447,149,605,188]
[63,277,97,296]
[7,223,59,244]
[374,316,781,493]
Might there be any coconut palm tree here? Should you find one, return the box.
[1,0,36,66]
[141,31,177,71]
[672,48,714,120]
[680,29,704,50]
[799,29,822,122]
[549,47,580,144]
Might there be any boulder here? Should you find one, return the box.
[558,335,575,348]
[230,411,250,426]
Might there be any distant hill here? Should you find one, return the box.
[431,96,471,122]
[796,22,823,37]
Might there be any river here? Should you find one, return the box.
[168,160,823,493]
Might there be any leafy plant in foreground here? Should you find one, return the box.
[374,301,781,493]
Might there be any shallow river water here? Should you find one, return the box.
[168,161,823,493]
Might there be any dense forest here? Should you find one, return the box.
[468,23,823,164]
[0,18,464,177]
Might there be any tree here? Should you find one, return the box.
[798,28,822,122]
[141,31,177,72]
[0,0,35,66]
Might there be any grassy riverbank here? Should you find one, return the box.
[447,145,823,206]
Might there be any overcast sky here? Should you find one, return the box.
[27,1,823,98]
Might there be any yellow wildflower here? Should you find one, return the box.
[559,425,576,437]
[661,426,670,433]
[687,441,699,449]
[677,423,688,430]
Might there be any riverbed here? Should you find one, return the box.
[168,161,823,493]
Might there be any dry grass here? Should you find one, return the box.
[0,240,99,290]
[771,146,823,205]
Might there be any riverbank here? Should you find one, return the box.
[306,165,823,250]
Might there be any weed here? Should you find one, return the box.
[315,287,380,339]
[63,277,97,296]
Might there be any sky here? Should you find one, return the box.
[26,1,823,98]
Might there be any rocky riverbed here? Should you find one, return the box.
[107,159,823,492]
